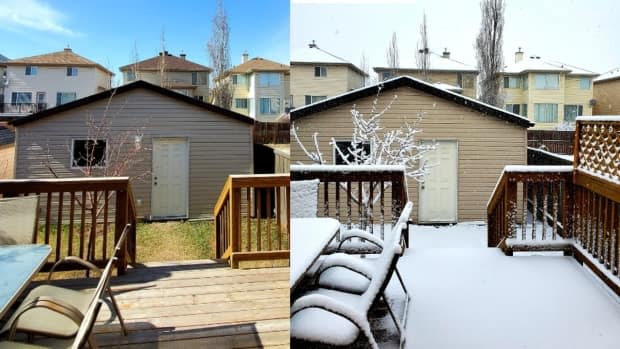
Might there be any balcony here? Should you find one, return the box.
[0,103,47,115]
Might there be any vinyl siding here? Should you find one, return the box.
[126,70,210,99]
[290,86,527,222]
[290,64,352,109]
[14,88,253,219]
[593,79,620,115]
[377,70,478,99]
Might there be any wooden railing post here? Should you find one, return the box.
[229,184,241,255]
[505,178,517,240]
[115,187,128,275]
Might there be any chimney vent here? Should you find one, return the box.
[515,47,524,63]
[308,40,317,49]
[180,52,186,60]
[442,48,450,59]
[64,47,72,52]
[242,50,249,63]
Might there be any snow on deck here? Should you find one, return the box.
[374,223,620,349]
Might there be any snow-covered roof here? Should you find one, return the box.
[433,82,462,92]
[374,52,477,73]
[291,44,367,76]
[291,75,534,128]
[594,67,620,83]
[503,56,597,76]
[576,115,620,122]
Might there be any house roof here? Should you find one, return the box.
[374,52,478,74]
[594,67,620,83]
[119,52,212,72]
[0,126,15,146]
[503,56,598,76]
[228,57,290,74]
[290,75,534,128]
[290,45,367,76]
[5,48,113,75]
[0,54,8,63]
[10,80,254,127]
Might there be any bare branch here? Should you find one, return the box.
[208,0,233,109]
[475,0,505,107]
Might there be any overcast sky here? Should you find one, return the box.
[291,0,620,76]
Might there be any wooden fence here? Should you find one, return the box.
[254,121,290,145]
[527,130,574,154]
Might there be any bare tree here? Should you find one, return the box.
[130,41,141,82]
[415,12,431,81]
[386,32,400,75]
[359,51,371,86]
[475,0,505,107]
[158,29,169,88]
[208,0,233,109]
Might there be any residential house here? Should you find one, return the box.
[1,48,113,117]
[290,42,367,109]
[374,49,479,98]
[593,67,620,115]
[501,48,598,129]
[290,76,533,223]
[119,51,211,101]
[10,80,254,220]
[224,53,290,121]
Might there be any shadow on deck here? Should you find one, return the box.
[45,260,290,349]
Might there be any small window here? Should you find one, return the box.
[505,104,520,115]
[579,78,590,90]
[25,66,37,76]
[232,74,238,85]
[564,105,583,121]
[192,72,207,85]
[534,103,558,122]
[334,140,371,165]
[235,98,248,109]
[72,139,106,168]
[259,97,280,114]
[382,72,393,81]
[314,66,327,77]
[304,95,327,105]
[258,73,280,87]
[461,74,475,88]
[503,76,522,89]
[11,92,32,104]
[56,92,77,105]
[126,71,136,81]
[66,67,78,76]
[522,75,528,90]
[521,104,528,117]
[194,95,204,101]
[535,74,559,90]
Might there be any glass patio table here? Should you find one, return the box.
[290,217,340,290]
[0,244,51,319]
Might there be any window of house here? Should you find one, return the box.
[564,104,583,121]
[461,74,475,88]
[56,92,77,105]
[503,76,522,89]
[194,95,204,102]
[232,74,247,85]
[126,71,136,81]
[535,74,559,89]
[334,140,371,165]
[522,75,528,90]
[579,78,591,90]
[534,103,558,122]
[25,66,37,76]
[258,73,280,87]
[505,104,520,114]
[259,97,280,114]
[314,66,327,77]
[521,103,528,117]
[11,92,32,104]
[72,139,106,168]
[382,72,393,81]
[192,72,207,85]
[235,98,248,109]
[304,95,327,105]
[66,67,78,76]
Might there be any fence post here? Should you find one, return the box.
[115,187,128,275]
[229,185,241,255]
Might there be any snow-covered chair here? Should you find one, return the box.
[290,179,320,218]
[290,222,407,349]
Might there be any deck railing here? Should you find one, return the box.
[0,177,137,274]
[214,174,290,268]
[290,165,409,244]
[488,118,620,296]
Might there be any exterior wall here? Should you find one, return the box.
[4,65,112,109]
[14,88,253,219]
[254,72,289,122]
[290,86,527,222]
[378,70,478,99]
[290,64,350,109]
[0,143,14,179]
[122,70,209,100]
[593,79,620,115]
[346,69,366,91]
[231,74,250,115]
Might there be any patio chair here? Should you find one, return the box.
[290,222,407,349]
[290,179,320,218]
[0,224,131,340]
[0,196,39,245]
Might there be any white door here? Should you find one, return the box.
[418,140,458,223]
[151,138,189,219]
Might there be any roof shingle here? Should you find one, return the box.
[228,57,289,74]
[119,53,212,72]
[5,48,112,75]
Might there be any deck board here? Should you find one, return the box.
[50,260,290,348]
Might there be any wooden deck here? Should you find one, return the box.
[44,260,290,348]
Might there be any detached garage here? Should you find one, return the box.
[11,80,254,219]
[290,76,534,223]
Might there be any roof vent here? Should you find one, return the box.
[442,48,450,59]
[180,52,186,60]
[308,40,318,49]
[64,47,72,52]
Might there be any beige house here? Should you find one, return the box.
[374,50,478,98]
[1,48,113,117]
[290,42,367,109]
[10,80,254,220]
[119,51,211,101]
[222,54,290,121]
[501,49,598,129]
[290,76,533,223]
[593,68,620,115]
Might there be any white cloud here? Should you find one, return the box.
[0,0,80,36]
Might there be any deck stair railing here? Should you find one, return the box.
[488,118,620,296]
[214,174,290,268]
[0,177,137,274]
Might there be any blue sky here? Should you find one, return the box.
[0,0,290,84]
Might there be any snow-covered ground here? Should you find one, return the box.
[373,222,620,349]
